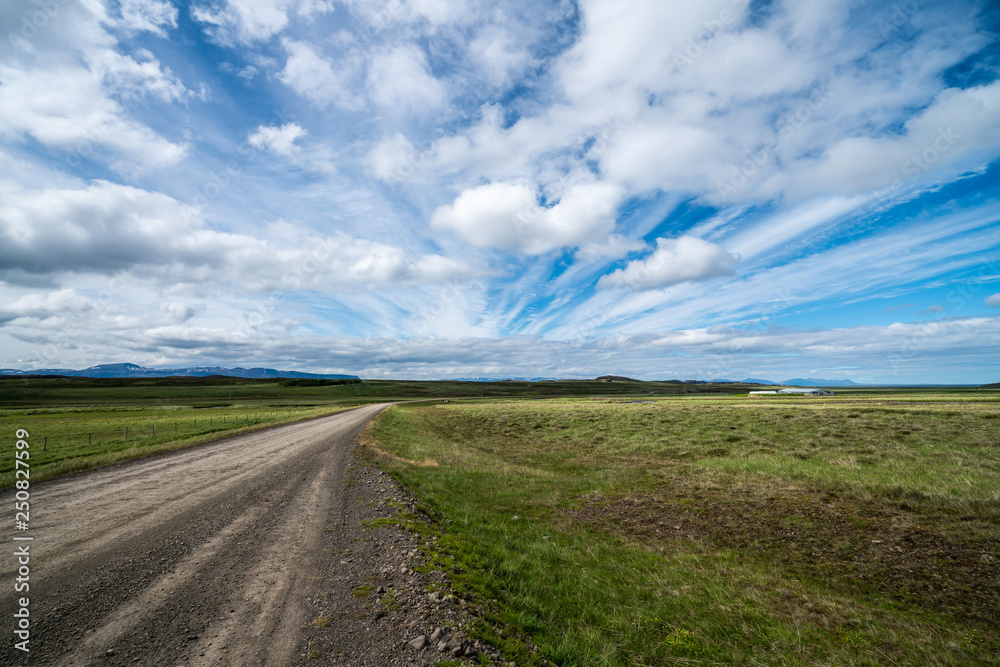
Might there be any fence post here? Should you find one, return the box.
[43,436,47,451]
[88,433,91,445]
[125,426,128,439]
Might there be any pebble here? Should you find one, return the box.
[407,635,427,651]
[429,627,443,642]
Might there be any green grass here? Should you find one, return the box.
[0,375,857,410]
[364,394,1000,666]
[0,404,348,487]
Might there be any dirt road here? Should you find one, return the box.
[0,404,419,666]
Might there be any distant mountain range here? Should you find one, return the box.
[697,378,860,385]
[780,378,859,386]
[0,363,358,380]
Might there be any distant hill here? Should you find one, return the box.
[981,381,1000,389]
[0,362,358,380]
[743,378,778,385]
[595,375,640,382]
[783,377,859,386]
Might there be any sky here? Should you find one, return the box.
[1,0,999,383]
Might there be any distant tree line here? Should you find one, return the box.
[280,378,363,387]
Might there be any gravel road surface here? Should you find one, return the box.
[0,405,496,667]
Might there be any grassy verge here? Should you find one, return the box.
[362,396,999,666]
[0,405,352,487]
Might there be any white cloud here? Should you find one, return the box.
[599,119,731,193]
[0,1,189,175]
[469,26,530,86]
[0,289,99,325]
[406,0,470,26]
[366,45,446,113]
[114,0,179,35]
[0,180,475,290]
[598,236,738,290]
[762,81,1000,201]
[192,0,334,44]
[577,234,647,262]
[366,133,420,182]
[725,196,868,261]
[430,180,624,254]
[6,312,998,384]
[341,0,471,29]
[415,0,994,212]
[279,39,363,109]
[248,122,307,156]
[986,293,1000,307]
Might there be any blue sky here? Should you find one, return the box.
[1,0,999,382]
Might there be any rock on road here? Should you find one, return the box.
[0,404,392,666]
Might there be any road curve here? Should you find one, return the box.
[1,404,388,666]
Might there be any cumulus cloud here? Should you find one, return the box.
[469,26,530,86]
[114,0,179,35]
[417,0,995,210]
[193,0,334,44]
[279,39,363,109]
[366,45,447,112]
[0,1,189,175]
[430,180,624,254]
[0,180,475,290]
[366,133,420,182]
[0,289,99,325]
[598,236,738,290]
[760,81,1000,202]
[986,293,1000,307]
[248,123,307,156]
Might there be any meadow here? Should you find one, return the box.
[363,392,1000,665]
[0,375,756,486]
[0,404,354,487]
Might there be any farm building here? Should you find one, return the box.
[778,387,834,396]
[748,388,834,396]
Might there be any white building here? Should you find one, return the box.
[777,387,834,396]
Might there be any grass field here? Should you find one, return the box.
[0,375,773,489]
[0,375,786,409]
[0,404,356,487]
[363,392,1000,665]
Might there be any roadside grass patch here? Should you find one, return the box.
[0,405,348,487]
[310,613,331,628]
[363,396,1000,666]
